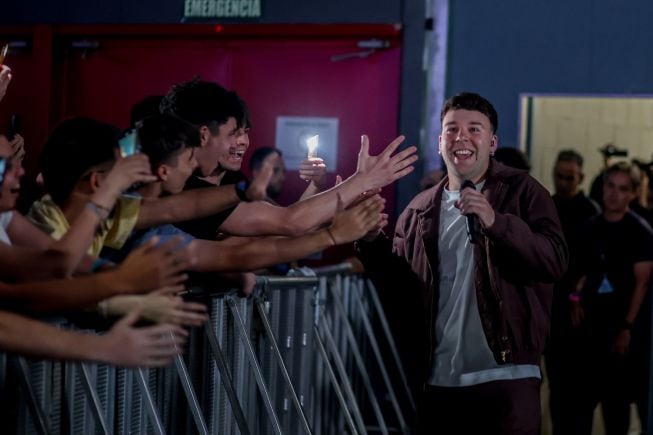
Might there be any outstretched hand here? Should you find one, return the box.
[328,193,385,244]
[356,135,418,190]
[92,154,157,209]
[99,310,188,367]
[299,157,328,188]
[114,236,194,293]
[0,65,11,102]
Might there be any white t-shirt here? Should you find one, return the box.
[428,184,539,387]
[0,211,13,245]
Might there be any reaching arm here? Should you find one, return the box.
[219,135,416,237]
[191,194,384,272]
[0,309,187,367]
[0,238,192,313]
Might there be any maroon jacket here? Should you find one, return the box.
[357,161,567,387]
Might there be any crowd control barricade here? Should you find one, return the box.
[1,263,416,434]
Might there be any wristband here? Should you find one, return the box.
[234,180,251,202]
[568,291,582,303]
[85,201,110,221]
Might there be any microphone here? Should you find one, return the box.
[461,179,480,244]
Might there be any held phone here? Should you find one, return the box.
[6,114,20,142]
[118,127,141,158]
[0,157,7,186]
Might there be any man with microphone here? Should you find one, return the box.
[356,92,567,434]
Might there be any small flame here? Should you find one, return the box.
[307,135,319,158]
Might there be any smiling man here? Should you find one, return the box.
[356,92,567,435]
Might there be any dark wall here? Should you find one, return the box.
[446,0,653,148]
[1,0,402,24]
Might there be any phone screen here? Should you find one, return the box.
[118,129,140,158]
[0,157,7,186]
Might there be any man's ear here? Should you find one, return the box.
[88,171,103,193]
[490,135,499,155]
[198,126,211,148]
[156,164,169,181]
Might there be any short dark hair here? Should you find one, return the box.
[249,147,281,172]
[160,78,245,133]
[604,161,641,191]
[130,95,164,127]
[440,92,498,133]
[40,117,120,205]
[138,113,200,171]
[556,149,584,167]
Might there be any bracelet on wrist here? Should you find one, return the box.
[568,291,582,303]
[85,201,110,221]
[234,180,252,202]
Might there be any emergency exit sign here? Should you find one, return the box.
[184,0,261,18]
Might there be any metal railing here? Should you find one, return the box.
[1,264,416,434]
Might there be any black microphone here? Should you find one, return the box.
[461,179,480,244]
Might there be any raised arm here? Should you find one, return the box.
[219,135,417,236]
[190,194,384,272]
[0,309,186,367]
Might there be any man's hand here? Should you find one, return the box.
[328,193,384,244]
[247,158,274,201]
[356,135,418,190]
[456,187,496,229]
[112,237,194,293]
[0,65,11,102]
[612,329,631,355]
[299,158,327,189]
[98,310,188,367]
[92,154,157,209]
[138,290,208,326]
[9,133,25,162]
[570,299,584,327]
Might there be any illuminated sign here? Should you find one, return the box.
[184,0,261,18]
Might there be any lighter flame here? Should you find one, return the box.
[307,135,319,159]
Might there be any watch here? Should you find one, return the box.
[234,180,251,202]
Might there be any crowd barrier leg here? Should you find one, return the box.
[347,277,407,432]
[77,362,110,434]
[313,323,359,435]
[15,356,51,435]
[174,353,209,435]
[363,278,417,416]
[227,295,283,435]
[326,277,389,435]
[255,296,313,435]
[317,313,367,435]
[135,367,165,435]
[203,317,252,435]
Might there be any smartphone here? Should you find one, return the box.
[0,44,8,65]
[0,157,7,186]
[6,114,20,142]
[118,128,141,158]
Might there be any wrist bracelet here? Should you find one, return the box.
[234,180,252,202]
[568,291,582,303]
[326,228,338,246]
[85,201,110,221]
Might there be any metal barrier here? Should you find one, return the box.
[1,264,416,434]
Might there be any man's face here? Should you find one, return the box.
[603,171,635,215]
[197,117,239,176]
[438,109,497,189]
[0,135,24,211]
[161,147,198,194]
[553,161,583,198]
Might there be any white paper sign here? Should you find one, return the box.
[275,116,338,171]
